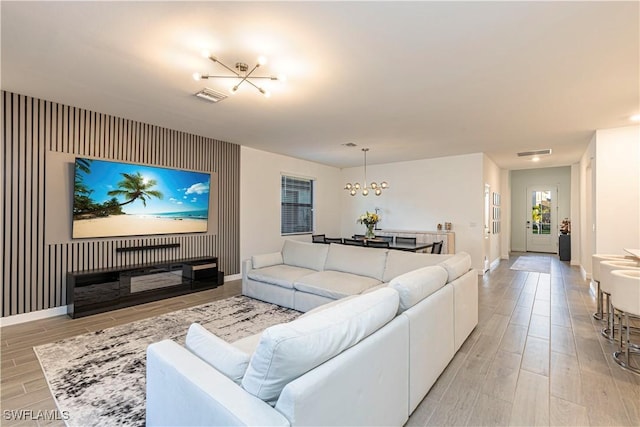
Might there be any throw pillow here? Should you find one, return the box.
[185,323,251,385]
[252,252,284,269]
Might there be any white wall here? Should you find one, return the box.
[570,162,581,265]
[579,136,596,277]
[510,167,572,252]
[594,125,640,253]
[500,169,511,259]
[340,153,486,271]
[240,147,342,262]
[483,155,502,267]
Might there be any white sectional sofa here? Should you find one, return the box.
[146,240,478,426]
[243,240,474,314]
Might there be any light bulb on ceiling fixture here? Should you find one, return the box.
[362,188,369,196]
[229,85,238,94]
[631,114,640,122]
[532,156,540,162]
[257,56,268,66]
[192,72,202,81]
[201,50,211,59]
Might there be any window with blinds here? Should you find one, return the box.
[281,175,314,235]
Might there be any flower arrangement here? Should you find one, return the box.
[357,211,380,238]
[357,211,380,226]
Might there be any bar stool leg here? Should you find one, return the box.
[593,281,604,320]
[602,292,615,340]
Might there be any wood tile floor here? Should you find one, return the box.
[407,252,640,426]
[1,254,639,426]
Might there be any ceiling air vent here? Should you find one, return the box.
[194,88,228,103]
[517,149,552,157]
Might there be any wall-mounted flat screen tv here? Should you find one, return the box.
[73,157,211,239]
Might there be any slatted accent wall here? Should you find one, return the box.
[1,91,240,317]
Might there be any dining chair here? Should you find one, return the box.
[366,240,390,248]
[431,240,444,254]
[325,237,343,244]
[343,238,365,246]
[395,236,417,245]
[312,234,326,243]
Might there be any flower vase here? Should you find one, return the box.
[365,224,375,239]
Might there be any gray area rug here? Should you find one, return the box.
[34,296,300,427]
[510,256,551,274]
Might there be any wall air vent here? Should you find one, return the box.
[517,149,552,157]
[194,88,228,103]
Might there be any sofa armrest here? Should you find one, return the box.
[146,340,290,427]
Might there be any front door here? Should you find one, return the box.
[526,186,557,253]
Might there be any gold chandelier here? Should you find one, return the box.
[344,148,389,196]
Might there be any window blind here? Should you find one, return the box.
[281,175,314,235]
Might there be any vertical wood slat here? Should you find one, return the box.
[1,90,240,317]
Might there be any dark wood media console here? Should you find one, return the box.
[67,256,223,318]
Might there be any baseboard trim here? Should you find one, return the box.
[225,273,241,281]
[0,305,69,327]
[580,265,589,282]
[490,258,501,270]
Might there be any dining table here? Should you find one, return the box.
[347,237,433,253]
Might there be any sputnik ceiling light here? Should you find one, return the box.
[344,148,389,196]
[192,51,283,98]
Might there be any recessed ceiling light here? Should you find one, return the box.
[631,114,640,122]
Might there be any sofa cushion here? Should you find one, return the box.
[383,250,452,283]
[248,264,316,289]
[324,243,388,280]
[252,252,283,269]
[294,271,382,300]
[282,240,329,271]
[438,252,472,283]
[388,265,449,313]
[241,287,400,405]
[185,323,251,385]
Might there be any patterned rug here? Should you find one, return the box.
[510,255,551,274]
[34,296,300,427]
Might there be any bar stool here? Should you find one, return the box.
[599,260,640,341]
[592,254,634,320]
[610,270,640,374]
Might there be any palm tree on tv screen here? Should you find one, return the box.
[107,172,163,208]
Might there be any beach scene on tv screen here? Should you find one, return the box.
[73,158,210,238]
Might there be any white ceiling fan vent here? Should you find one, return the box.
[194,88,227,103]
[517,149,552,157]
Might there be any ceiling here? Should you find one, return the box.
[1,1,638,169]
